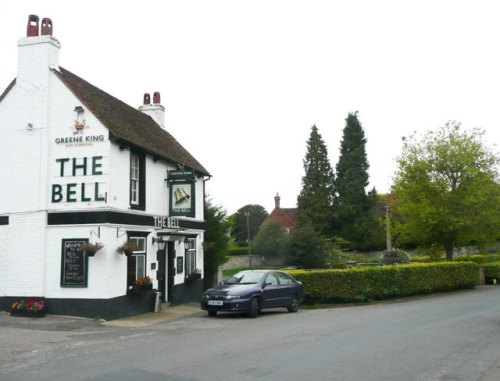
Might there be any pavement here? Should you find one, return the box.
[0,302,202,331]
[102,302,202,327]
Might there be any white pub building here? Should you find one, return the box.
[0,16,210,319]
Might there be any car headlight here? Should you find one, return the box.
[224,295,240,300]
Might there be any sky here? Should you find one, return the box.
[1,1,499,215]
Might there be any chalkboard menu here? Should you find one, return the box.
[61,239,88,287]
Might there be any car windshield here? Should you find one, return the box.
[228,271,265,284]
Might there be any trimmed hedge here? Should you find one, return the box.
[482,261,500,283]
[288,262,478,302]
[228,247,250,256]
[454,254,500,264]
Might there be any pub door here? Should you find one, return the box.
[156,247,166,302]
[167,241,175,303]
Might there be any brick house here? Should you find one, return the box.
[262,193,297,234]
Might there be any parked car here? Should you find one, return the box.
[200,270,304,318]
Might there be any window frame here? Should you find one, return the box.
[126,235,148,288]
[185,238,197,276]
[130,151,146,210]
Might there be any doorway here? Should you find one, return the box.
[156,246,166,302]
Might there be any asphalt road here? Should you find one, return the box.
[1,286,500,381]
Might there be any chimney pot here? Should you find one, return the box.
[274,193,281,209]
[41,18,53,36]
[143,93,151,105]
[153,92,161,104]
[27,15,39,37]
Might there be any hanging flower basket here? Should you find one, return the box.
[79,242,104,257]
[10,298,46,318]
[117,241,139,256]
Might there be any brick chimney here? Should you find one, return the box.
[274,193,281,209]
[17,15,60,89]
[139,91,165,129]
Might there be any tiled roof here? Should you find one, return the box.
[53,67,209,176]
[264,207,298,229]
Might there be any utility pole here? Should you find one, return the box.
[246,212,252,269]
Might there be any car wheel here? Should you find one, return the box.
[208,311,217,317]
[248,298,259,318]
[287,295,299,313]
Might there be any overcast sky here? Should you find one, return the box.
[1,1,499,215]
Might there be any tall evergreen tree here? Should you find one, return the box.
[335,112,377,248]
[297,125,335,236]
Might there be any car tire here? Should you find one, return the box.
[248,298,259,318]
[287,295,299,313]
[208,311,217,317]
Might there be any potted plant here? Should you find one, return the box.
[79,242,104,257]
[10,298,46,318]
[117,241,139,256]
[131,276,153,292]
[185,268,202,284]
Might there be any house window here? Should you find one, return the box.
[185,238,196,275]
[130,152,145,210]
[127,236,146,286]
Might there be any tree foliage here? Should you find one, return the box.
[392,122,500,260]
[286,220,328,269]
[335,112,378,249]
[230,204,268,245]
[297,125,336,236]
[204,197,230,287]
[251,221,290,259]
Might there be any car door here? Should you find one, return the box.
[261,272,281,308]
[276,272,295,306]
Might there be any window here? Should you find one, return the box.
[265,273,279,286]
[185,238,196,275]
[130,154,139,205]
[130,152,145,210]
[127,236,146,287]
[277,272,293,286]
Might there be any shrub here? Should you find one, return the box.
[287,262,478,302]
[482,261,500,283]
[454,254,500,264]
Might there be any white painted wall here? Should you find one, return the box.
[0,31,206,302]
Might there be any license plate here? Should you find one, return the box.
[208,300,223,306]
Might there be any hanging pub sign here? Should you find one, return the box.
[60,239,88,287]
[167,169,195,218]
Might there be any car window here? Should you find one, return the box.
[277,272,292,286]
[232,271,265,284]
[265,273,279,286]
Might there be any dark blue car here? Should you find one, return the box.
[200,270,304,318]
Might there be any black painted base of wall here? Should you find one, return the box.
[1,292,156,321]
[172,279,204,304]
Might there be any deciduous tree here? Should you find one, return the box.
[230,204,268,245]
[204,197,230,287]
[392,122,500,260]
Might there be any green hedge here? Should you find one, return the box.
[482,261,500,282]
[454,254,500,264]
[228,247,250,256]
[287,262,478,302]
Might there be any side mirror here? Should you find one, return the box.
[263,281,272,288]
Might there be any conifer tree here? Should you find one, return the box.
[335,112,377,248]
[297,125,335,236]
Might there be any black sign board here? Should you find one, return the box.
[61,239,88,287]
